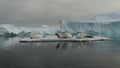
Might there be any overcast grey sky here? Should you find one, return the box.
[0,0,120,27]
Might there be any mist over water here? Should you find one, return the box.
[0,37,120,68]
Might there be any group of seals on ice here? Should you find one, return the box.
[55,31,93,39]
[30,31,93,39]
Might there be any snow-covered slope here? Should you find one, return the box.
[0,24,59,37]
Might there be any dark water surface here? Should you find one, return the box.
[0,37,120,68]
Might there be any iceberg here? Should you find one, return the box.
[60,19,120,40]
[0,24,19,35]
[0,24,59,37]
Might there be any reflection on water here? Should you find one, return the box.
[19,42,90,50]
[0,37,20,49]
[55,42,89,50]
[1,37,120,68]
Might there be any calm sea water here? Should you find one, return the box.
[0,37,120,68]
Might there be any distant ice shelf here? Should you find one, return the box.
[95,13,120,21]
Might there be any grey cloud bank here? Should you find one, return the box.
[0,0,120,27]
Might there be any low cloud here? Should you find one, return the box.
[0,0,120,27]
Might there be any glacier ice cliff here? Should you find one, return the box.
[0,24,59,37]
[2,12,120,40]
[60,19,120,40]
